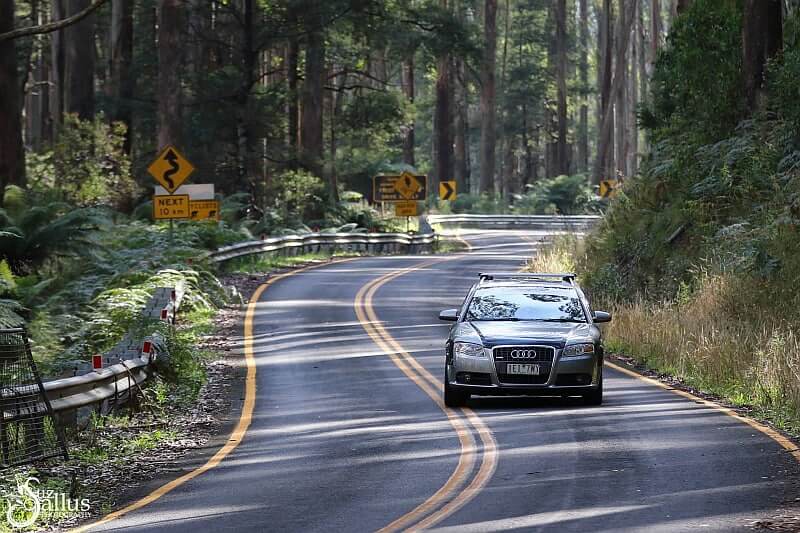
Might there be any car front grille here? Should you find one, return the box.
[493,345,555,385]
[493,346,555,363]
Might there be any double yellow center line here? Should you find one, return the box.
[354,258,497,532]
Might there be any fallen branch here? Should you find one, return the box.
[0,0,110,43]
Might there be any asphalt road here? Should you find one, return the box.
[92,230,799,532]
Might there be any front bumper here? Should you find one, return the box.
[447,347,601,396]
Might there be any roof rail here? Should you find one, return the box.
[478,272,576,284]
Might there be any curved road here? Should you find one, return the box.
[91,230,799,532]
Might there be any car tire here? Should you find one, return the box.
[583,376,603,406]
[444,372,469,407]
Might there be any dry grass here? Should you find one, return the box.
[530,237,800,430]
[526,235,581,273]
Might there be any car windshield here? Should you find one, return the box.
[465,287,586,322]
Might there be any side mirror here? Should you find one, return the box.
[439,309,459,322]
[592,310,612,323]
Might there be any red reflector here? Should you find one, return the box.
[142,341,152,354]
[161,309,168,320]
[92,355,102,370]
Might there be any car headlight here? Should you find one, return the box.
[453,342,485,358]
[562,343,595,357]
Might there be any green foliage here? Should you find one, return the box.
[449,193,510,214]
[251,170,327,234]
[514,174,599,215]
[28,114,137,209]
[0,187,109,275]
[641,0,744,145]
[582,7,800,310]
[771,15,800,141]
[0,186,242,373]
[447,175,597,215]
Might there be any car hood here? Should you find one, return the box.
[467,320,595,348]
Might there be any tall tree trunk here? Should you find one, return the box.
[402,55,415,167]
[300,15,329,196]
[578,0,589,173]
[532,124,540,183]
[186,0,209,77]
[594,0,615,184]
[236,0,256,191]
[555,0,569,176]
[649,0,662,76]
[36,18,51,147]
[521,102,532,188]
[742,0,782,113]
[496,0,510,196]
[157,0,181,148]
[629,6,639,176]
[594,0,637,185]
[50,0,64,135]
[110,0,133,152]
[0,0,26,198]
[479,0,497,194]
[330,68,345,191]
[614,3,628,179]
[639,0,648,152]
[454,58,469,193]
[64,0,95,119]
[24,1,47,151]
[286,25,299,164]
[434,52,452,195]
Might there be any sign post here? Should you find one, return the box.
[148,145,197,243]
[373,172,427,231]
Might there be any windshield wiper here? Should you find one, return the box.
[537,318,586,323]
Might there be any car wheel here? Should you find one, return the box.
[583,375,603,406]
[444,371,469,407]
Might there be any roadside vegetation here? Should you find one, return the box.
[530,2,800,433]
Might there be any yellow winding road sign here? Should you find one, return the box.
[148,146,195,194]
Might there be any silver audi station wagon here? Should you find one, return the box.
[439,273,611,407]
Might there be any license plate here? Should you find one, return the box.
[506,364,541,375]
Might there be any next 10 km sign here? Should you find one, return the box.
[153,195,190,220]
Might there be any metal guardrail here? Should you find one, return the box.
[33,218,596,416]
[17,286,185,420]
[209,232,438,263]
[426,214,600,230]
[23,230,436,417]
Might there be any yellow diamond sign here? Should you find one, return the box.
[599,179,619,199]
[148,145,196,194]
[395,171,422,200]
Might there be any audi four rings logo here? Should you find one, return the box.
[510,349,537,359]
